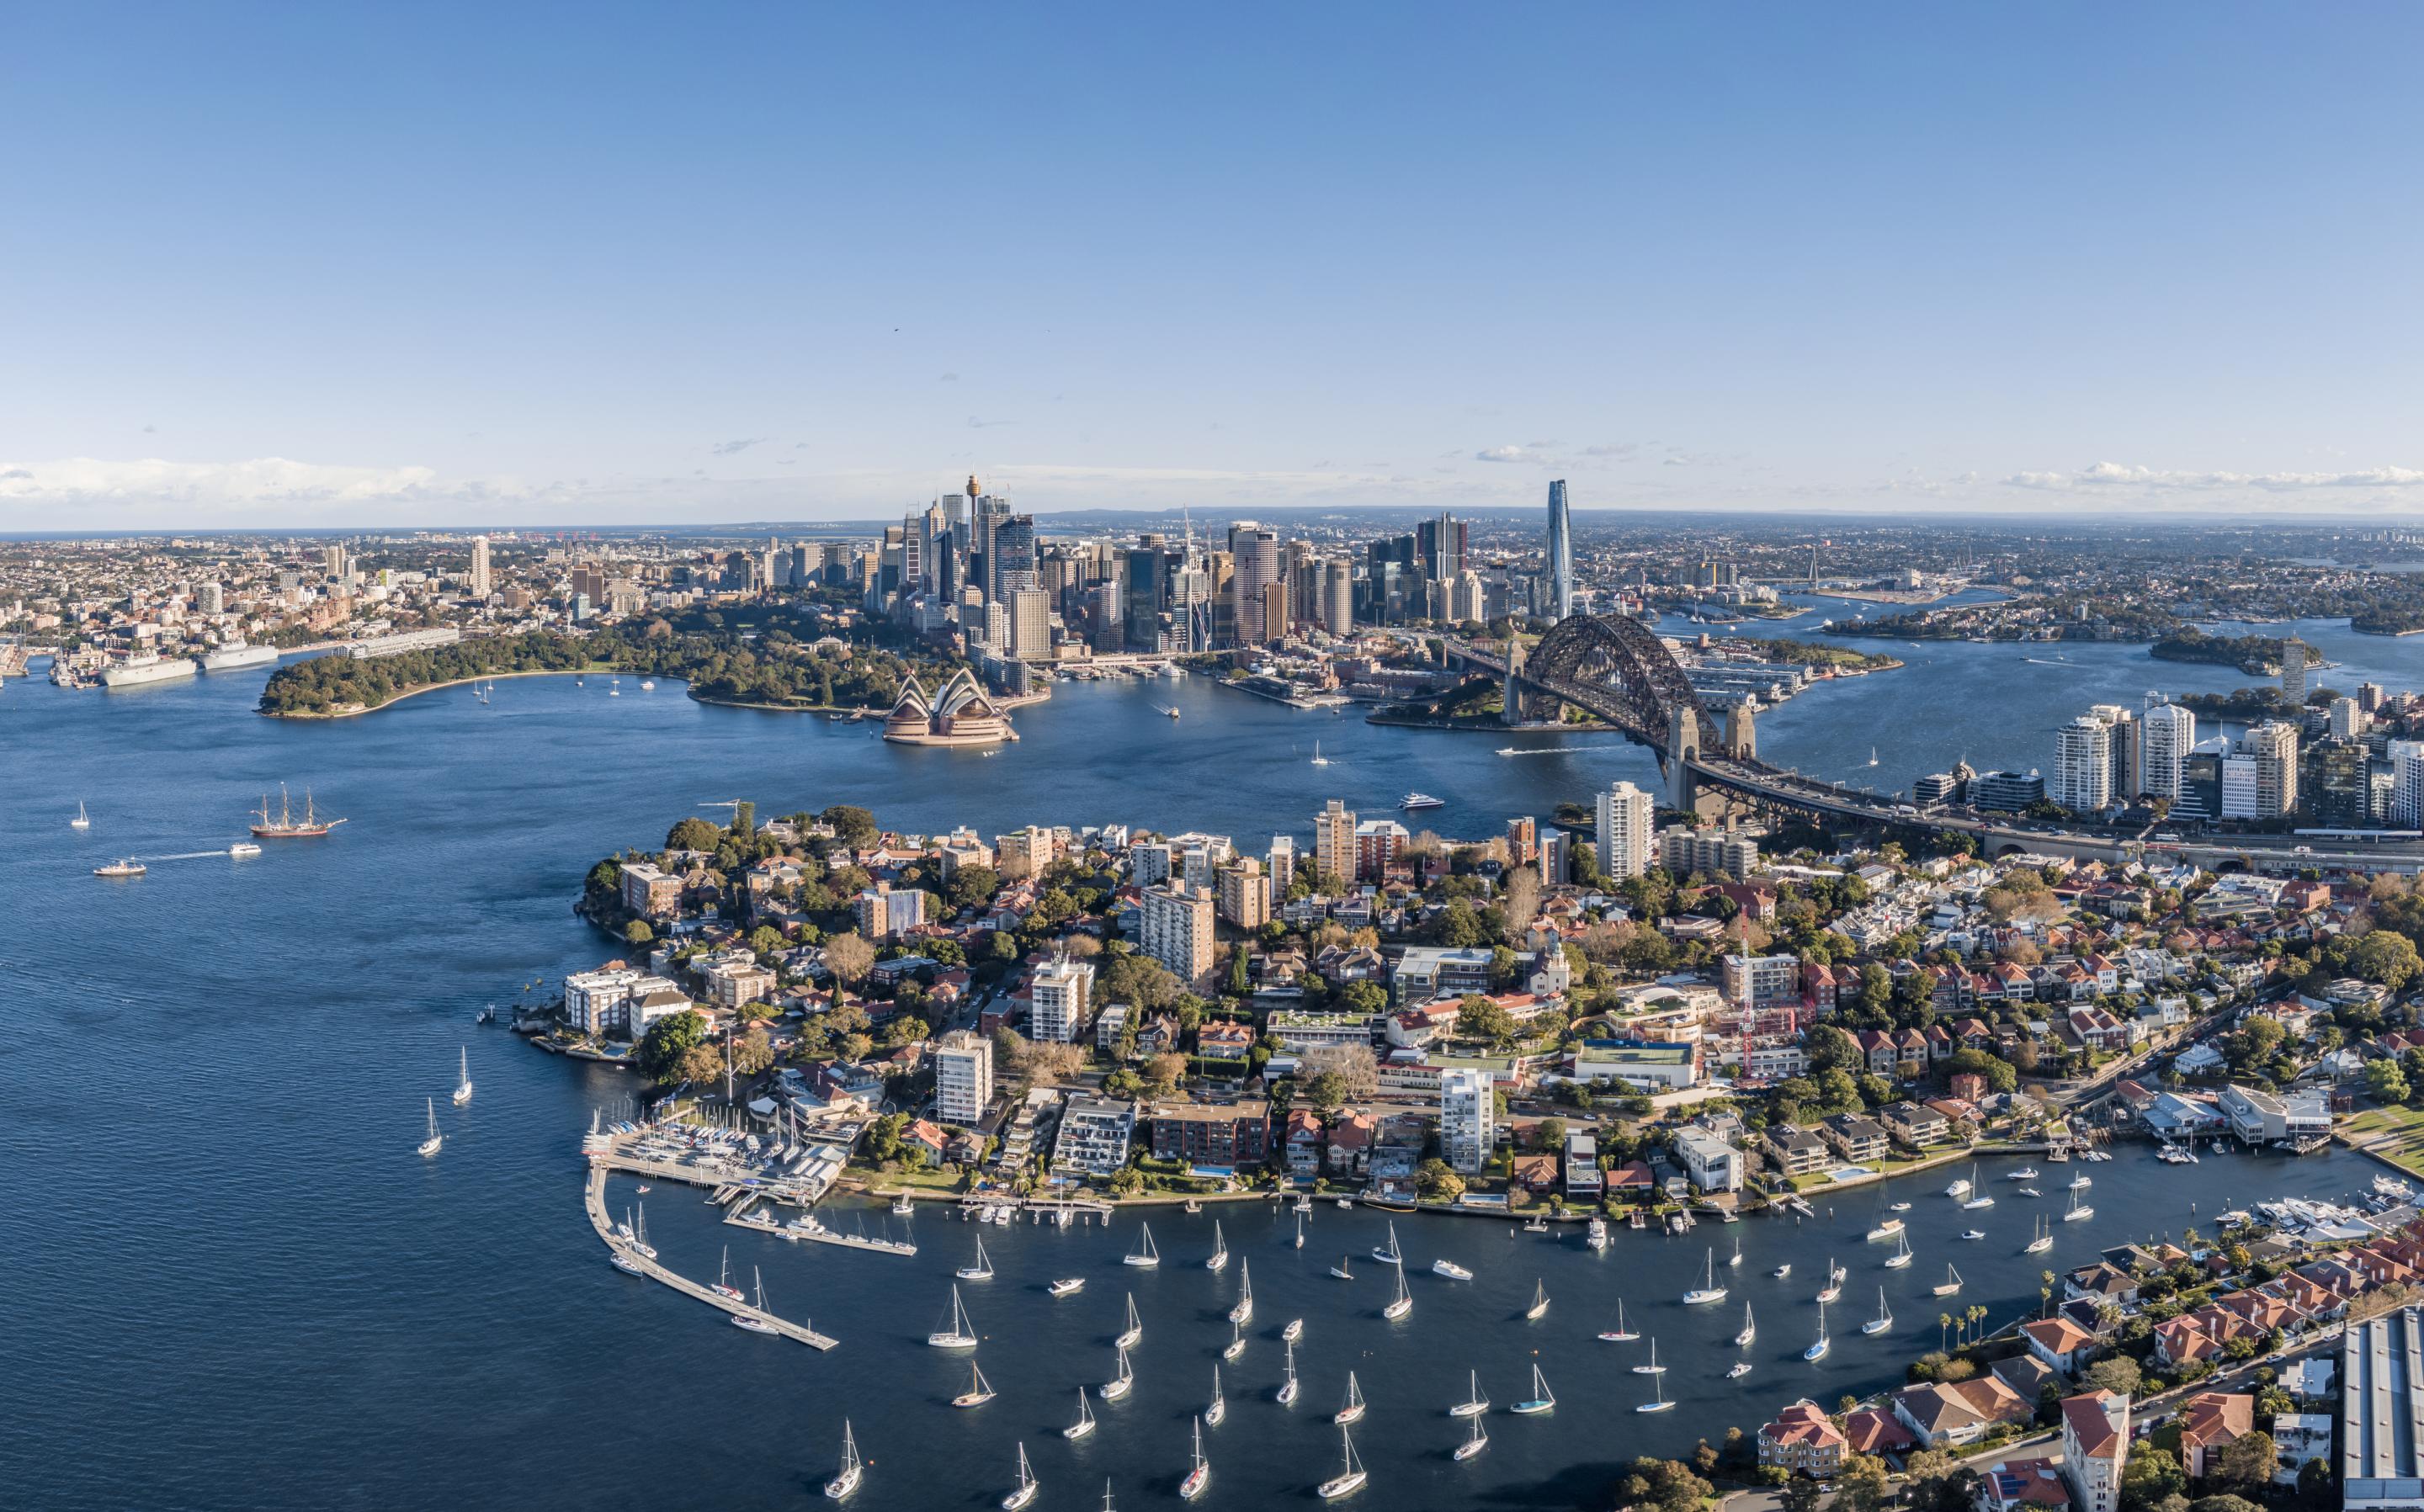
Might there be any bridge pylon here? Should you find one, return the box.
[1665,705,1701,812]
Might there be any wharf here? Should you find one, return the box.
[726,1202,917,1256]
[585,1166,836,1348]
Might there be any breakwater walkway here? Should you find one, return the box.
[584,1165,837,1349]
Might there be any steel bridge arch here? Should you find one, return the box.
[1518,613,1709,761]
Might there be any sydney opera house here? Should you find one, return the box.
[880,668,1018,746]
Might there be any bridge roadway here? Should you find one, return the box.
[1446,633,2424,873]
[584,1164,837,1348]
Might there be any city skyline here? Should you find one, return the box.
[5,4,2423,528]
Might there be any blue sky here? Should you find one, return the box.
[4,3,2421,527]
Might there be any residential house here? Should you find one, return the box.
[2022,1316,2100,1376]
[1282,1109,1325,1177]
[1565,1133,1602,1202]
[2174,1393,2256,1478]
[1879,1101,1954,1149]
[1765,1123,1831,1177]
[1820,1114,1889,1165]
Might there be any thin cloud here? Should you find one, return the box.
[967,416,1015,429]
[710,438,767,455]
[1475,445,1532,463]
[2005,461,2424,492]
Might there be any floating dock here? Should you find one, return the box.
[585,1167,836,1349]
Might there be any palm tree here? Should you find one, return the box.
[1939,1313,1953,1351]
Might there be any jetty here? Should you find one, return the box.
[726,1202,917,1256]
[585,1167,837,1349]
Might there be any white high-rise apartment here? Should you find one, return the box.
[1440,1067,1495,1175]
[1140,883,1215,985]
[1029,956,1095,1044]
[1595,780,1654,880]
[2330,698,2366,740]
[933,1030,994,1125]
[2054,714,2114,813]
[2138,696,2196,802]
[2246,721,2299,819]
[469,535,492,597]
[1267,836,1295,894]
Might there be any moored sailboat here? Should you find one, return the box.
[1180,1415,1210,1500]
[1683,1247,1728,1304]
[1205,1365,1226,1425]
[1933,1263,1964,1297]
[1206,1220,1229,1271]
[1316,1424,1368,1499]
[1735,1302,1756,1347]
[1450,1369,1489,1417]
[1526,1279,1550,1320]
[824,1420,863,1500]
[1063,1388,1096,1440]
[1598,1298,1640,1341]
[1099,1342,1135,1400]
[1277,1340,1300,1404]
[417,1097,443,1157]
[1125,1222,1161,1267]
[1002,1442,1039,1509]
[1805,1299,1832,1361]
[1862,1287,1892,1335]
[450,1047,473,1105]
[1116,1292,1144,1349]
[1512,1363,1556,1414]
[954,1362,997,1408]
[1455,1411,1490,1460]
[958,1236,994,1281]
[1227,1258,1254,1324]
[1333,1370,1366,1424]
[928,1284,980,1348]
[1381,1264,1412,1320]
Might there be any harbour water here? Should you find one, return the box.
[0,645,2409,1509]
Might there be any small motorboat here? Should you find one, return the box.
[1962,1229,1987,1241]
[1050,1278,1086,1297]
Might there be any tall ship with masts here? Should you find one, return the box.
[251,784,348,838]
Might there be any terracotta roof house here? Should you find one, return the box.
[2175,1392,2255,1478]
[1758,1399,1849,1478]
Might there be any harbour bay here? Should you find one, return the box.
[2,645,2413,1509]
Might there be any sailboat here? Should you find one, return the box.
[824,1420,863,1500]
[1525,1279,1550,1320]
[1884,1231,1914,1269]
[1222,1318,1246,1361]
[953,1362,997,1408]
[1455,1411,1490,1461]
[1382,1264,1412,1320]
[1181,1416,1210,1500]
[1064,1388,1097,1440]
[958,1237,994,1280]
[1815,1259,1842,1304]
[1933,1264,1964,1297]
[1310,740,1330,767]
[1598,1299,1640,1342]
[1512,1363,1556,1414]
[1316,1424,1369,1499]
[713,1244,745,1301]
[1126,1222,1161,1267]
[2026,1216,2055,1254]
[1805,1299,1831,1361]
[1684,1247,1728,1304]
[1863,1287,1893,1335]
[1372,1222,1404,1265]
[71,801,90,830]
[928,1285,980,1348]
[1729,1233,1745,1267]
[1962,1164,1996,1210]
[1117,1292,1144,1349]
[1283,1318,1304,1343]
[732,1268,779,1334]
[1329,1255,1354,1281]
[1635,1369,1672,1413]
[417,1097,443,1157]
[1277,1340,1300,1404]
[1333,1370,1366,1424]
[1296,1212,1305,1249]
[1227,1259,1253,1324]
[632,1206,656,1260]
[1632,1338,1666,1375]
[1002,1443,1039,1510]
[1205,1365,1226,1426]
[2065,1186,2095,1222]
[1206,1220,1230,1271]
[1451,1370,1490,1417]
[1099,1342,1135,1400]
[1735,1303,1757,1347]
[450,1047,473,1105]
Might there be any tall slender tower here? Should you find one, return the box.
[1544,480,1574,621]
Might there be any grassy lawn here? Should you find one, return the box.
[2345,1104,2424,1177]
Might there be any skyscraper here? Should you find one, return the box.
[1544,480,1574,621]
[1440,1067,1494,1175]
[1140,882,1215,986]
[2246,720,2299,818]
[2281,641,2310,703]
[1595,779,1654,880]
[1227,525,1280,645]
[1123,544,1165,651]
[469,535,492,597]
[1321,559,1353,635]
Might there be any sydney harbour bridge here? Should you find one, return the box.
[1444,614,2424,874]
